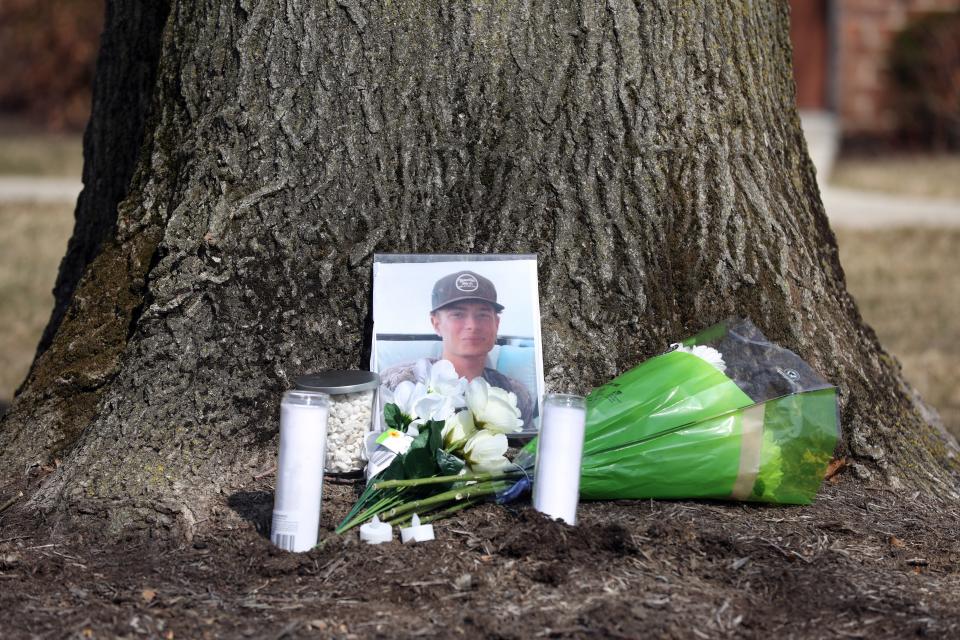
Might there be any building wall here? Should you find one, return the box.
[792,0,830,110]
[836,0,960,139]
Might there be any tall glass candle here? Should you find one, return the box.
[271,390,330,552]
[532,394,587,525]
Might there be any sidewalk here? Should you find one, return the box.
[800,109,960,228]
[822,187,960,228]
[0,176,81,203]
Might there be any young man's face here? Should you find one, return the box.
[431,301,500,360]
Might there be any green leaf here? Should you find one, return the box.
[408,425,431,452]
[403,447,438,479]
[384,403,412,432]
[423,420,444,454]
[380,455,407,481]
[435,449,465,477]
[383,403,401,430]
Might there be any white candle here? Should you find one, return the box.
[359,515,393,544]
[532,394,587,525]
[400,513,435,543]
[271,390,330,552]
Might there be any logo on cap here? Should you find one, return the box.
[455,273,479,292]
[431,270,503,312]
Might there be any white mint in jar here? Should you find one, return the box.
[295,371,379,474]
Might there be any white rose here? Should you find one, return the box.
[671,343,726,372]
[465,378,523,434]
[463,430,511,473]
[441,410,477,452]
[426,359,468,402]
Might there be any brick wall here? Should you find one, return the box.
[836,0,960,138]
[792,0,830,109]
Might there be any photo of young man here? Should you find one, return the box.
[379,270,536,427]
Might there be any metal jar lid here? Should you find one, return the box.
[294,370,380,395]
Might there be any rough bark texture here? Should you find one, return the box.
[1,0,957,539]
[36,1,171,357]
[1,0,170,475]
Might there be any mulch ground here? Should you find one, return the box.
[2,472,959,639]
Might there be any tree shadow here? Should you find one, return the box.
[227,491,273,539]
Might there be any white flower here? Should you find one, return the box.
[411,393,458,425]
[395,359,468,427]
[465,378,523,434]
[413,358,467,409]
[441,410,477,452]
[463,430,511,473]
[671,343,726,373]
[381,359,470,427]
[422,359,467,406]
[384,380,428,420]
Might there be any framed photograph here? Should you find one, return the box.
[371,254,545,436]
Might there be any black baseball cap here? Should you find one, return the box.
[431,270,504,313]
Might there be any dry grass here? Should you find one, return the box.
[831,154,960,200]
[835,227,960,439]
[0,201,74,404]
[0,133,83,177]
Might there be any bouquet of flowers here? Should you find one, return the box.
[336,319,840,534]
[516,318,839,504]
[335,360,527,533]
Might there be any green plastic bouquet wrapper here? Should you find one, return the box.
[518,319,839,505]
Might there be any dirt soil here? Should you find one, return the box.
[2,471,959,639]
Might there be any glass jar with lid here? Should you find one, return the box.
[295,370,379,474]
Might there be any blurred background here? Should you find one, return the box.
[0,1,958,439]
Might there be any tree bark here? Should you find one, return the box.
[36,1,171,357]
[2,0,957,539]
[1,1,170,487]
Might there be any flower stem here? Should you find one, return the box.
[379,480,509,522]
[335,490,406,534]
[373,470,523,491]
[387,498,483,528]
[337,481,384,528]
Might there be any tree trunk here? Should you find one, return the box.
[2,0,957,540]
[34,1,171,359]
